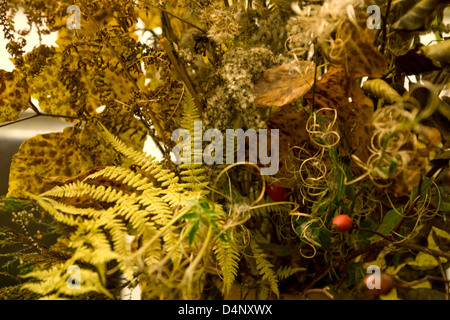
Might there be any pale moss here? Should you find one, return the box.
[204,46,283,131]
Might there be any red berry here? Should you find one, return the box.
[266,184,288,202]
[364,273,395,297]
[332,214,352,232]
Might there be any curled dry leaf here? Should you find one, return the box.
[330,19,386,78]
[392,0,449,31]
[239,106,310,188]
[253,60,316,108]
[395,44,441,76]
[265,106,310,187]
[305,67,374,168]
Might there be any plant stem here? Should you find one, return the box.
[436,257,449,300]
[355,225,394,242]
[394,241,450,260]
[380,0,392,54]
[159,37,202,116]
[0,114,39,128]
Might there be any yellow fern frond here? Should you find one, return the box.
[250,239,280,298]
[176,86,209,194]
[41,180,125,203]
[180,88,201,135]
[276,265,305,281]
[85,166,149,189]
[213,235,241,295]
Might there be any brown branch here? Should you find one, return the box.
[396,275,450,288]
[394,241,450,260]
[143,0,206,33]
[159,37,203,116]
[0,114,39,128]
[355,225,394,242]
[437,257,449,300]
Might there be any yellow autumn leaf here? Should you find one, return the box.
[385,262,407,276]
[407,252,439,270]
[427,226,449,263]
[253,60,316,107]
[28,52,96,119]
[363,247,396,271]
[412,280,432,289]
[0,69,30,122]
[380,287,401,300]
[7,114,147,198]
[7,126,87,198]
[430,226,450,241]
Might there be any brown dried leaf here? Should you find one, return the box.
[305,67,374,164]
[330,20,387,78]
[253,60,316,107]
[239,106,310,188]
[265,106,311,187]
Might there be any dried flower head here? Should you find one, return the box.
[201,4,241,45]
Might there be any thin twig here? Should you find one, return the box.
[0,114,39,128]
[394,241,450,260]
[396,275,450,288]
[143,0,206,33]
[436,256,449,300]
[380,0,393,54]
[28,99,40,114]
[310,40,319,110]
[355,225,394,242]
[159,37,202,116]
[390,193,421,237]
[160,7,206,34]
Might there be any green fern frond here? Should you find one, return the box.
[213,233,241,295]
[276,265,305,281]
[250,239,279,298]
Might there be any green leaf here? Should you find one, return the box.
[329,148,339,165]
[388,160,398,175]
[371,207,403,240]
[335,170,346,202]
[315,203,328,214]
[187,220,200,246]
[439,199,450,212]
[411,177,434,199]
[344,167,355,202]
[318,228,331,251]
[182,212,198,220]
